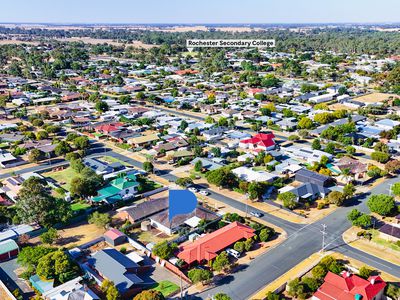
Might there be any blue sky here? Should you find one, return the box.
[0,0,399,24]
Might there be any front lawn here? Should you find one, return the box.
[70,202,91,211]
[137,177,163,193]
[43,167,79,191]
[151,280,179,297]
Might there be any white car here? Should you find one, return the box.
[226,248,241,259]
[199,190,210,196]
[188,187,198,193]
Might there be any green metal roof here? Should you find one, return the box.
[0,239,18,255]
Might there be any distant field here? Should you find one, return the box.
[353,92,399,104]
[53,37,156,48]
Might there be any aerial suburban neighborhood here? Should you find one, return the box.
[0,1,399,300]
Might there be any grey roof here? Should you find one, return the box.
[122,197,168,221]
[291,183,329,199]
[295,168,331,187]
[89,248,143,293]
[311,115,366,135]
[379,224,400,239]
[83,157,112,173]
[191,157,224,171]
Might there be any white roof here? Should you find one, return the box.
[184,216,202,228]
[125,251,144,264]
[278,185,295,194]
[232,166,278,182]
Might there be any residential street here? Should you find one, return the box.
[4,142,400,300]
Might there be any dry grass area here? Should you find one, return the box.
[353,92,399,104]
[329,103,358,111]
[343,226,400,266]
[30,221,106,248]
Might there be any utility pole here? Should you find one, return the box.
[321,224,327,252]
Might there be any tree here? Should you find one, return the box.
[218,117,228,127]
[358,266,373,279]
[345,146,356,155]
[298,117,313,129]
[73,136,90,150]
[152,241,177,260]
[312,139,321,150]
[328,191,345,206]
[324,142,335,155]
[70,158,85,173]
[17,246,56,269]
[88,212,111,229]
[385,160,400,174]
[179,120,188,131]
[28,149,43,163]
[214,293,232,300]
[265,291,280,300]
[212,251,230,272]
[175,177,193,187]
[188,269,213,284]
[55,141,72,156]
[278,192,297,209]
[259,228,274,242]
[392,182,400,196]
[40,228,59,245]
[312,265,327,280]
[70,168,104,198]
[15,177,72,227]
[302,277,319,293]
[371,151,390,163]
[194,160,203,172]
[343,183,356,199]
[247,182,265,200]
[134,290,165,300]
[205,116,215,124]
[143,161,154,173]
[36,250,79,283]
[287,278,307,299]
[234,241,245,253]
[101,280,120,300]
[36,130,49,140]
[347,209,362,222]
[352,214,372,229]
[367,194,396,216]
[244,238,254,251]
[95,101,109,112]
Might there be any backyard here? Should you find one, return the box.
[43,167,79,191]
[151,280,179,297]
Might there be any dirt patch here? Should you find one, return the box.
[30,221,106,248]
[353,92,399,104]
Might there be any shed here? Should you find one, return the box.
[0,239,19,261]
[104,228,127,246]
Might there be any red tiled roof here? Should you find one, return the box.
[177,221,255,264]
[104,228,125,240]
[314,272,386,300]
[240,133,276,148]
[95,122,124,133]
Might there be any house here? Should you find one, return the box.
[91,174,139,204]
[0,239,19,262]
[276,117,297,130]
[116,197,168,224]
[378,222,400,242]
[83,157,124,175]
[149,206,219,235]
[0,172,43,201]
[375,119,400,131]
[232,166,278,183]
[104,228,127,246]
[177,221,255,264]
[0,150,20,168]
[335,157,368,181]
[128,134,160,148]
[202,127,228,141]
[95,122,124,135]
[42,276,99,300]
[313,271,386,300]
[239,133,276,151]
[280,183,330,202]
[309,93,334,104]
[295,168,332,187]
[281,145,333,164]
[190,157,225,171]
[87,248,143,294]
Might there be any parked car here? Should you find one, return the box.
[226,248,241,259]
[188,187,198,193]
[250,211,263,218]
[199,190,210,196]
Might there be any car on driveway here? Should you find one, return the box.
[250,211,263,218]
[188,187,198,193]
[199,190,210,196]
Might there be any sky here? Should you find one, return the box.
[0,0,399,24]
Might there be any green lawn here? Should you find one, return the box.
[151,281,179,297]
[137,178,163,193]
[99,155,129,166]
[43,167,79,191]
[70,202,91,211]
[371,229,400,252]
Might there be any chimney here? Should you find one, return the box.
[370,278,375,285]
